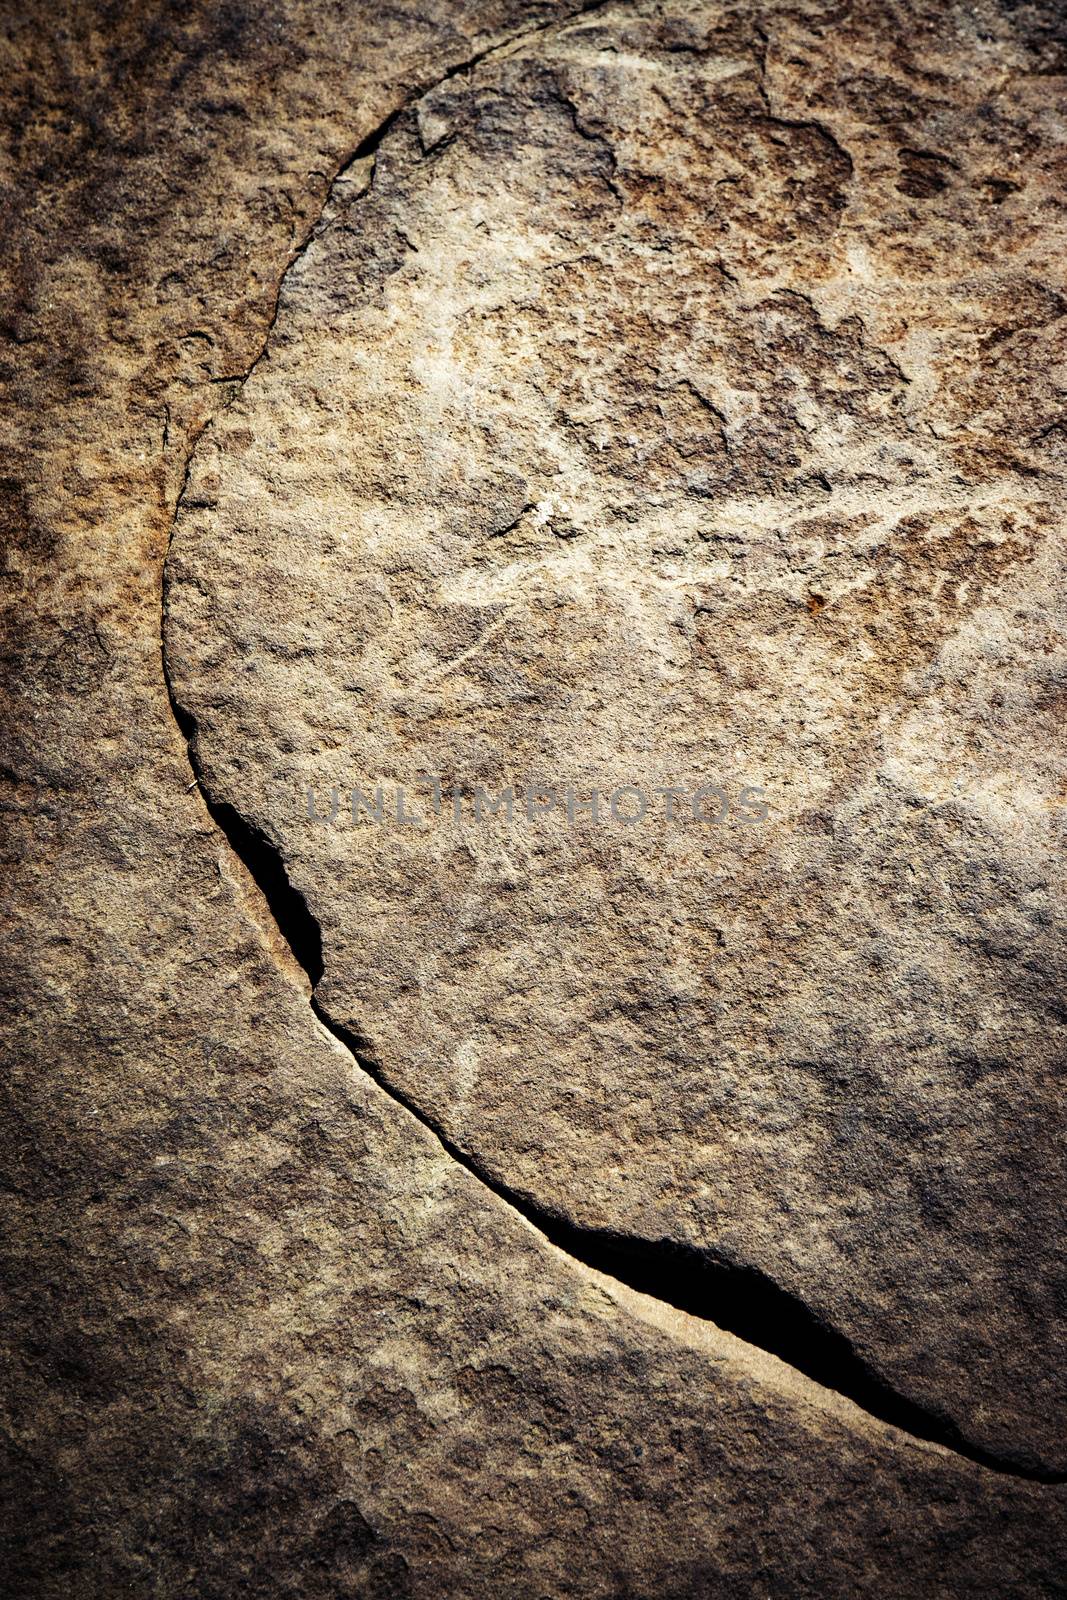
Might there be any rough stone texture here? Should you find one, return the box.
[2,1,1066,1596]
[169,0,1067,1482]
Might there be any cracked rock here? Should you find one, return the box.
[168,0,1067,1481]
[3,0,1067,1595]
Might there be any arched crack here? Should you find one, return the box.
[159,1,1065,1490]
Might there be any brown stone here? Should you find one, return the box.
[3,1,1066,1595]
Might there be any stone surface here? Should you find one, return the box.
[169,0,1067,1481]
[1,0,1066,1596]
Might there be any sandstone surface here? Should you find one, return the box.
[2,0,1066,1595]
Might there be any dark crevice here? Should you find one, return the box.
[166,680,324,994]
[217,800,324,986]
[351,106,406,163]
[158,0,1064,1491]
[162,653,1065,1487]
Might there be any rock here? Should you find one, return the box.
[2,0,1066,1595]
[168,0,1067,1478]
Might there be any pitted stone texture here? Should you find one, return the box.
[168,0,1067,1475]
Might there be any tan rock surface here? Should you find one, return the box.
[169,0,1067,1481]
[1,0,1065,1595]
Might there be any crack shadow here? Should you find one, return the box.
[164,669,1067,1487]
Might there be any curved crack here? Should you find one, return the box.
[158,2,1065,1490]
[160,677,1067,1488]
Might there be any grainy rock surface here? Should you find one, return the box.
[2,0,1066,1595]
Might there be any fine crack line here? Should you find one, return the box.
[159,2,1064,1489]
[193,0,634,397]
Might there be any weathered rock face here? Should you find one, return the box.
[168,0,1067,1482]
[3,0,1067,1595]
